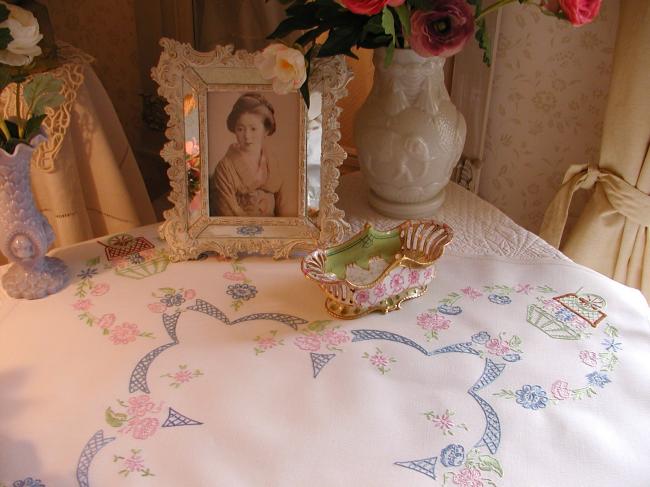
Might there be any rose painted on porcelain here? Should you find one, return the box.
[255,44,306,94]
[409,0,475,58]
[559,0,602,26]
[551,380,571,400]
[354,289,370,305]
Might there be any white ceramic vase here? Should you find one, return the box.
[354,48,466,219]
[0,133,69,299]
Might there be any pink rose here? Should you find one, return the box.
[485,338,509,356]
[184,289,196,300]
[127,394,158,417]
[390,273,405,292]
[355,289,370,305]
[109,322,139,345]
[416,312,451,331]
[341,0,403,15]
[452,467,483,487]
[373,283,387,299]
[130,417,159,440]
[559,0,601,26]
[72,299,92,311]
[551,380,571,400]
[409,0,475,58]
[321,328,350,347]
[295,335,321,352]
[407,269,419,286]
[97,313,116,329]
[90,283,110,296]
[223,272,246,281]
[148,302,167,313]
[579,350,597,367]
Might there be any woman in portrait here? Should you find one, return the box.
[210,92,289,217]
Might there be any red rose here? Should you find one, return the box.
[341,0,393,15]
[409,0,475,58]
[558,0,601,26]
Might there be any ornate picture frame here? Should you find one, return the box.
[152,38,351,260]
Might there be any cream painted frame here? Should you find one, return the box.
[153,38,352,260]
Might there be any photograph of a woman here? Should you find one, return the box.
[208,91,300,217]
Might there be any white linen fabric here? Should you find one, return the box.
[0,219,648,487]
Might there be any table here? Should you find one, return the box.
[1,178,649,487]
[0,43,155,265]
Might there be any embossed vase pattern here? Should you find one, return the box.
[0,133,69,299]
[354,48,466,219]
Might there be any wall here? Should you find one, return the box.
[479,1,619,233]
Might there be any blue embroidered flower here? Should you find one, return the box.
[227,283,258,301]
[237,225,263,236]
[554,308,574,323]
[586,371,611,388]
[161,292,185,307]
[471,331,491,344]
[437,304,462,315]
[77,268,98,280]
[515,385,548,410]
[13,478,45,487]
[601,338,622,352]
[440,443,465,467]
[488,294,511,305]
[503,353,521,362]
[128,253,145,264]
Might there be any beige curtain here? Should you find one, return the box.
[540,0,650,301]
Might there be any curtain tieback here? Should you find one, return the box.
[539,162,650,247]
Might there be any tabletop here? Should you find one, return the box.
[1,181,649,487]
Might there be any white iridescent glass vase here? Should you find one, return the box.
[354,48,466,219]
[0,132,69,299]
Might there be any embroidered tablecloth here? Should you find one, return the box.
[0,224,649,487]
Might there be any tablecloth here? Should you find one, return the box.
[1,201,649,486]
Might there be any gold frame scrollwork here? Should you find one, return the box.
[152,38,352,261]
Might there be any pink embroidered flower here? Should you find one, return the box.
[408,269,420,286]
[90,283,110,296]
[452,467,483,487]
[321,328,350,347]
[416,312,451,331]
[184,289,196,300]
[139,248,156,260]
[98,313,116,329]
[355,289,370,305]
[110,322,140,345]
[173,369,193,383]
[461,286,482,300]
[373,283,387,299]
[130,417,159,440]
[579,350,598,367]
[295,335,321,352]
[485,338,510,356]
[124,452,145,472]
[431,412,454,431]
[72,299,93,311]
[551,380,571,400]
[515,283,533,295]
[257,336,278,350]
[390,273,405,292]
[370,353,389,367]
[147,302,167,313]
[223,271,246,281]
[126,395,159,418]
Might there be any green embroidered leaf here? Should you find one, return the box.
[493,389,515,399]
[105,407,127,428]
[86,256,101,266]
[307,320,331,332]
[23,74,65,117]
[508,335,522,348]
[478,455,503,477]
[604,325,619,338]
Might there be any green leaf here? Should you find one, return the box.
[5,119,19,138]
[105,407,127,428]
[474,18,492,66]
[0,4,9,23]
[394,4,411,37]
[23,74,65,117]
[23,114,46,143]
[478,455,503,477]
[381,7,396,44]
[0,27,10,51]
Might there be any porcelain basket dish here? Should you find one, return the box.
[301,220,453,319]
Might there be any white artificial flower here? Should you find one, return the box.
[255,44,306,95]
[0,1,43,66]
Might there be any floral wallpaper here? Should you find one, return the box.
[43,0,143,148]
[479,1,619,233]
